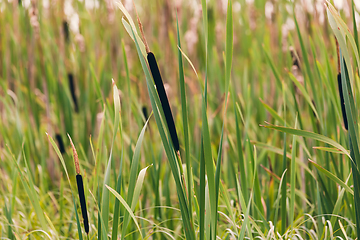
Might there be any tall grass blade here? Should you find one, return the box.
[176,13,192,222]
[7,146,48,232]
[121,118,149,238]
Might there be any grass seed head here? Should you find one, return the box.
[68,134,80,175]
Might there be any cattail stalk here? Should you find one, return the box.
[69,135,89,234]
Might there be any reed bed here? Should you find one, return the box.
[1,0,360,239]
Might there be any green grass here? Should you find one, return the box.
[1,0,360,239]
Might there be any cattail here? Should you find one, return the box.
[147,52,180,151]
[55,133,65,153]
[134,4,180,153]
[142,106,148,122]
[336,39,348,130]
[62,20,70,44]
[68,73,79,113]
[68,135,89,234]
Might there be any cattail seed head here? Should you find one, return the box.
[55,133,65,154]
[147,52,180,152]
[62,21,70,44]
[336,38,348,130]
[68,73,79,113]
[142,106,148,122]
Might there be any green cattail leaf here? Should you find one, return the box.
[46,133,71,184]
[309,160,353,195]
[289,118,298,236]
[112,79,121,144]
[263,45,282,89]
[7,146,48,233]
[89,63,105,107]
[131,165,152,210]
[262,124,353,164]
[199,140,206,240]
[225,0,233,95]
[327,2,360,71]
[238,192,252,240]
[122,118,149,238]
[121,18,146,57]
[72,197,84,240]
[101,80,121,235]
[294,11,319,110]
[106,185,143,238]
[201,94,217,239]
[176,13,193,230]
[113,0,137,30]
[289,73,320,122]
[326,6,357,88]
[177,46,198,78]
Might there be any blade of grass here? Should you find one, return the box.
[176,13,192,226]
[101,80,121,235]
[8,145,47,233]
[289,118,298,237]
[121,118,149,238]
[261,123,353,163]
[309,160,353,195]
[106,185,143,238]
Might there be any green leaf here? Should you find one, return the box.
[106,185,143,238]
[122,118,150,238]
[7,146,48,232]
[262,123,353,164]
[309,160,353,195]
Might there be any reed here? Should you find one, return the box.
[3,0,360,239]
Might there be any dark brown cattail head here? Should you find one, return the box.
[147,52,180,152]
[68,73,79,113]
[336,38,348,130]
[142,106,148,122]
[55,133,65,154]
[62,20,70,44]
[337,73,348,130]
[76,174,89,234]
[133,1,180,153]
